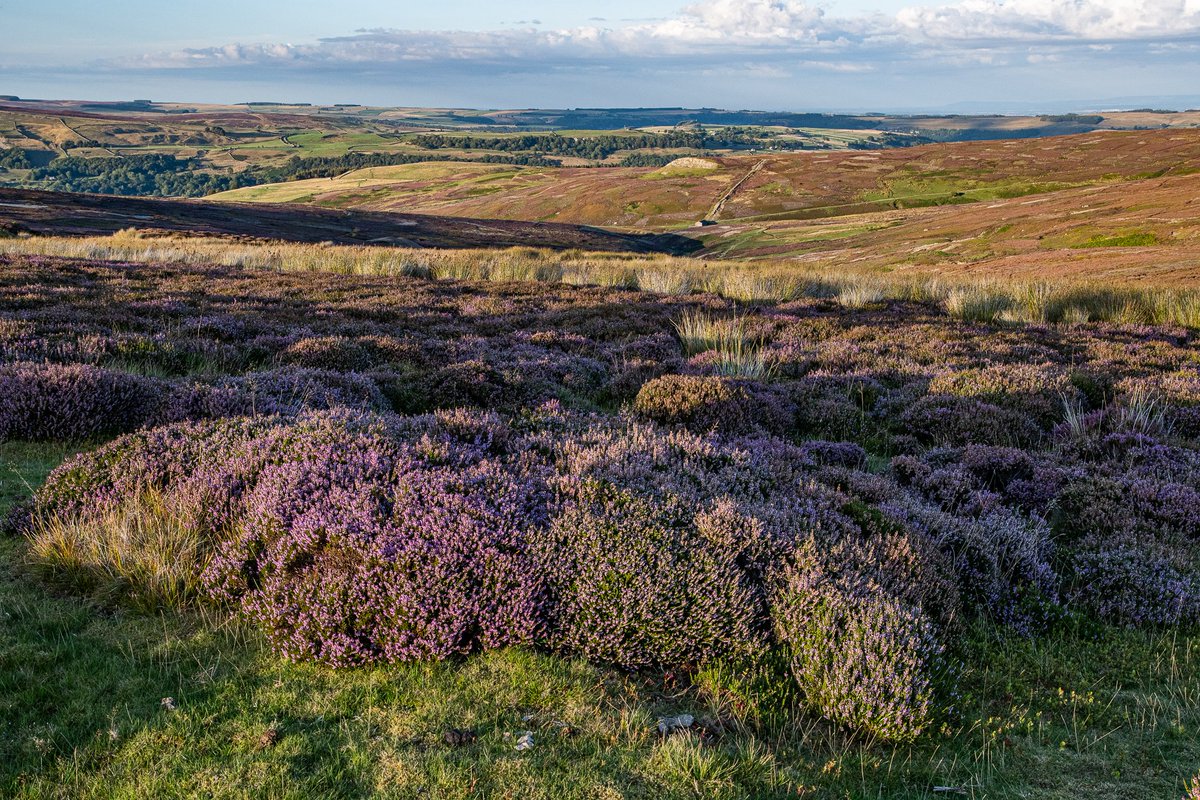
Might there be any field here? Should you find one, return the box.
[2,240,1200,798]
[212,129,1200,227]
[4,98,1200,200]
[0,187,696,254]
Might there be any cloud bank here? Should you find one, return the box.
[121,0,1200,71]
[13,1,1198,110]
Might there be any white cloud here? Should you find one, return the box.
[895,0,1200,42]
[115,0,1200,79]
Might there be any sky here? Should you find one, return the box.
[2,0,1199,112]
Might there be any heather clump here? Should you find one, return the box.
[633,374,794,436]
[928,364,1080,428]
[161,367,387,422]
[900,394,1042,448]
[774,559,948,742]
[0,361,163,441]
[1068,542,1199,627]
[206,438,548,666]
[534,482,767,670]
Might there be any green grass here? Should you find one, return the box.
[1,443,1199,798]
[1075,232,1160,248]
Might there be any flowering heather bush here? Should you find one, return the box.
[633,374,794,436]
[535,483,766,670]
[279,336,376,372]
[774,565,947,742]
[34,410,549,666]
[206,437,548,666]
[789,375,883,444]
[928,364,1080,428]
[160,367,387,422]
[1069,542,1199,627]
[900,395,1042,448]
[0,361,162,441]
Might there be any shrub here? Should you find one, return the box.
[633,375,793,436]
[279,336,374,371]
[774,568,947,742]
[928,365,1079,428]
[790,376,884,444]
[900,394,1042,448]
[205,440,548,666]
[161,367,386,422]
[1069,542,1199,627]
[0,361,162,441]
[801,441,869,470]
[535,483,766,670]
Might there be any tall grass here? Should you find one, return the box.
[673,311,774,379]
[26,492,203,612]
[6,233,1200,330]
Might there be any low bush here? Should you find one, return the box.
[774,567,947,742]
[900,394,1042,448]
[536,483,766,670]
[633,374,794,436]
[0,362,162,441]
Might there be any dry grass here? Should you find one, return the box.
[6,233,1200,330]
[26,492,204,612]
[673,310,774,379]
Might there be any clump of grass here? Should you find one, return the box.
[26,492,203,612]
[637,268,695,296]
[717,271,798,303]
[673,311,774,379]
[835,280,886,309]
[1060,395,1092,439]
[674,310,747,357]
[1113,386,1170,437]
[944,286,1014,323]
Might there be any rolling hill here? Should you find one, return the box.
[0,187,697,254]
[212,129,1200,231]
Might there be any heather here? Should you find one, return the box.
[3,251,1200,796]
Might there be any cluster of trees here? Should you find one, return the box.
[27,154,247,196]
[848,133,937,150]
[249,151,557,184]
[11,150,561,198]
[410,129,802,160]
[615,152,687,168]
[0,148,33,170]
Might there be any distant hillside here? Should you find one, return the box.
[213,129,1200,230]
[0,188,698,254]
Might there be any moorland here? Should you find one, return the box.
[2,99,1200,799]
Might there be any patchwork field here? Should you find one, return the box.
[2,244,1200,798]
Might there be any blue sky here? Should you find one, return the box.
[2,0,1199,112]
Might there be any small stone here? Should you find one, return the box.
[514,731,535,751]
[656,714,694,736]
